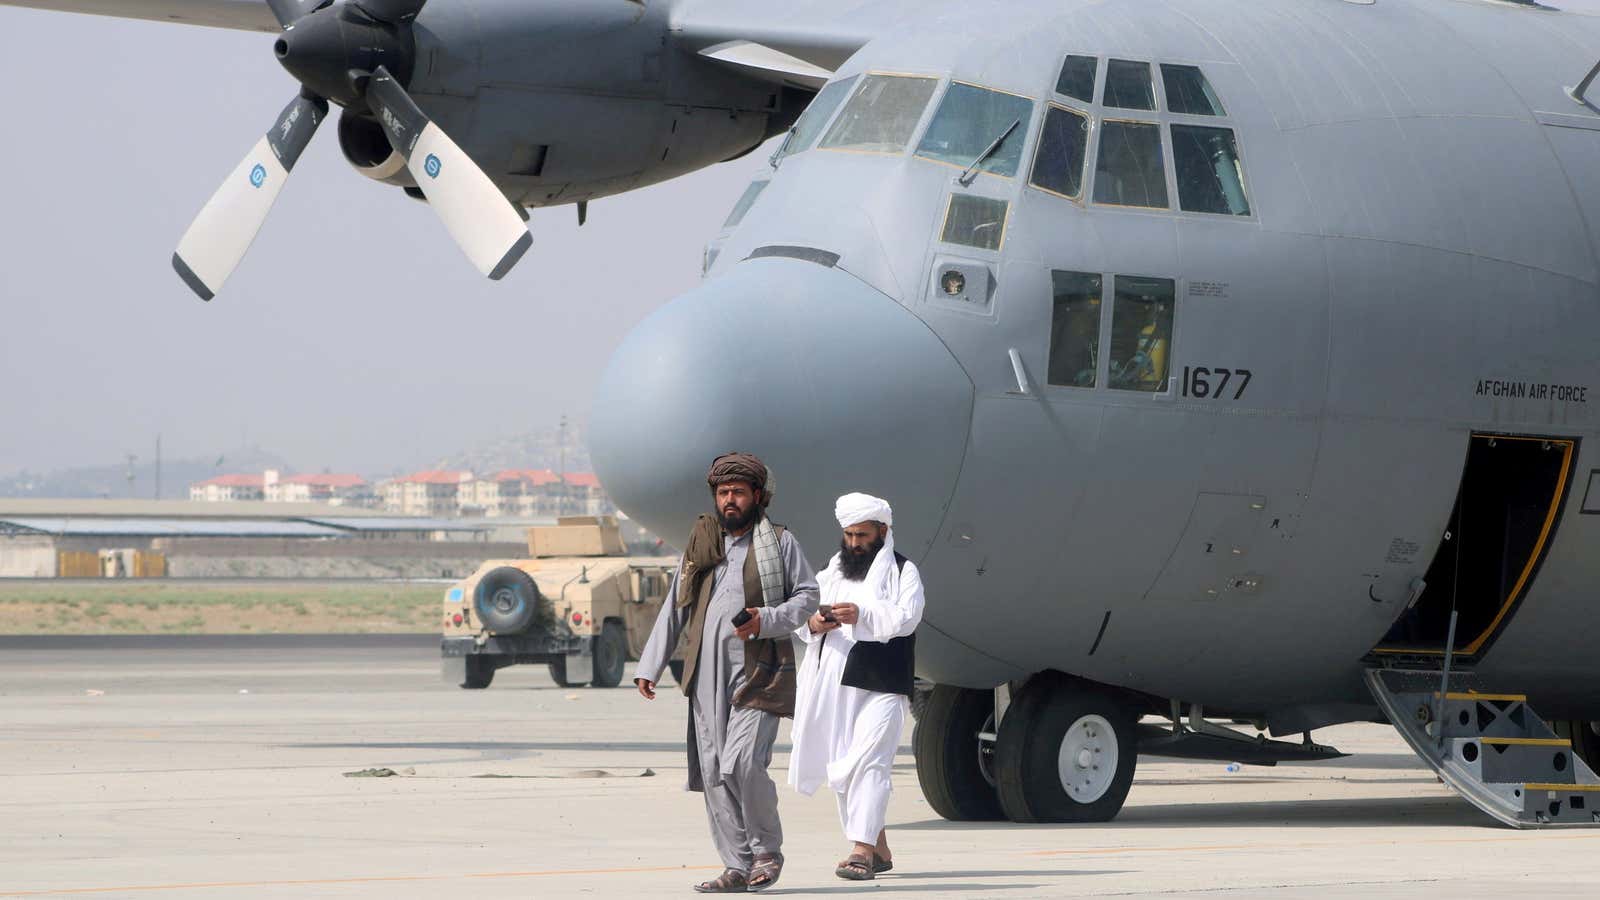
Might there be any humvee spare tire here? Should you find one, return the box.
[474,567,541,633]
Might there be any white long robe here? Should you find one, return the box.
[788,539,925,843]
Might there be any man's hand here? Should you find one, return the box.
[831,602,860,625]
[808,610,840,635]
[635,678,656,700]
[734,608,763,641]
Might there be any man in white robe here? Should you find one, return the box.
[788,493,925,881]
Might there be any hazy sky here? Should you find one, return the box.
[0,7,775,477]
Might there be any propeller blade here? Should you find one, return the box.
[172,92,328,301]
[266,0,331,29]
[354,0,427,25]
[365,67,531,280]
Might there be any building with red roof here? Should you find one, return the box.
[380,471,475,517]
[188,473,267,503]
[266,472,371,506]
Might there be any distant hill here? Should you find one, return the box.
[425,423,593,477]
[0,447,292,500]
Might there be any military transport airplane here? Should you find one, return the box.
[10,0,1600,829]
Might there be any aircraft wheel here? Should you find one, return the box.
[591,623,627,688]
[913,684,1004,821]
[995,676,1136,823]
[1552,719,1600,773]
[460,655,496,689]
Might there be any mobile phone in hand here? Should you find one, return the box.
[731,609,754,627]
[819,604,837,624]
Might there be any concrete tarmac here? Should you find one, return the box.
[2,636,1598,898]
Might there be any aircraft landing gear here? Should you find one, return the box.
[913,685,1004,820]
[994,673,1138,823]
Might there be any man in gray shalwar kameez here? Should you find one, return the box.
[635,452,818,893]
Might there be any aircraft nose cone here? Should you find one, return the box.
[591,257,974,555]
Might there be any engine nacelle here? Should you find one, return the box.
[337,110,415,187]
[378,0,803,207]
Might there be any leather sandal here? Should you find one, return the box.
[693,868,749,893]
[835,853,874,881]
[873,853,893,874]
[748,854,783,892]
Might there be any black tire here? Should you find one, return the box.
[995,675,1136,823]
[460,655,496,689]
[668,659,686,685]
[913,684,1005,821]
[1551,720,1600,774]
[591,622,627,688]
[911,681,932,721]
[548,656,588,688]
[474,567,541,633]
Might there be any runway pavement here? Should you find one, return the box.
[2,636,1598,898]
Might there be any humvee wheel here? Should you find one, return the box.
[548,657,588,688]
[591,622,627,688]
[461,656,496,689]
[668,660,686,685]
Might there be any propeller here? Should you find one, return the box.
[171,0,530,301]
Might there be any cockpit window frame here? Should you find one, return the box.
[913,80,1039,182]
[1027,101,1094,203]
[1052,57,1254,221]
[775,74,861,162]
[1091,116,1171,210]
[816,70,944,158]
[1054,54,1100,105]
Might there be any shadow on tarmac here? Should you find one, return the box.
[893,795,1485,831]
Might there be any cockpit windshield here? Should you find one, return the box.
[819,74,939,155]
[776,75,858,160]
[915,82,1034,178]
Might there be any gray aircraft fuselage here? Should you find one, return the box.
[8,0,1600,738]
[591,0,1600,734]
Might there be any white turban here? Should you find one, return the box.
[835,492,893,528]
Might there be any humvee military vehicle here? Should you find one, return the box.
[439,516,681,689]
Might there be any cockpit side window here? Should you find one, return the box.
[778,75,858,159]
[941,194,1009,250]
[1171,125,1250,215]
[1030,105,1090,200]
[1093,120,1168,208]
[819,74,939,155]
[1103,60,1155,111]
[1056,55,1098,104]
[1160,65,1225,116]
[1048,271,1103,388]
[722,180,768,230]
[1108,275,1175,393]
[915,82,1035,178]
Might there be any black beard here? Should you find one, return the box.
[718,504,759,533]
[838,535,885,581]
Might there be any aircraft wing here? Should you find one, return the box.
[0,0,278,32]
[674,0,918,73]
